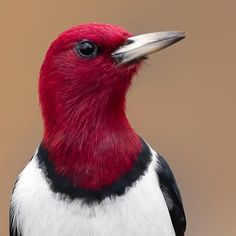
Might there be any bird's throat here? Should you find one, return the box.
[42,101,142,191]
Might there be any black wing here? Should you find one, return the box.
[156,154,186,236]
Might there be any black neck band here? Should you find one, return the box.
[37,138,151,204]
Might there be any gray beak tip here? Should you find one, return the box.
[177,31,187,40]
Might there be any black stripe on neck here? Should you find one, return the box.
[37,138,152,204]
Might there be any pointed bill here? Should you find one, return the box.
[112,31,186,64]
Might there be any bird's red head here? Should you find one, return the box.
[39,23,185,190]
[39,23,141,148]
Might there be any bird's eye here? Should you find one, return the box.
[75,40,99,58]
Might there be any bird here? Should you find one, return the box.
[10,23,186,236]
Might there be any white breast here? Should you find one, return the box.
[11,149,175,236]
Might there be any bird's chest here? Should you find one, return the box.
[12,158,175,236]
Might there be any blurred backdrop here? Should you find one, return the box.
[1,0,236,235]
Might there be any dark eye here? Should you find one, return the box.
[75,40,99,58]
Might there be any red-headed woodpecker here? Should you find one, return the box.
[10,23,186,236]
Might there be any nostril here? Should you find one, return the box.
[123,39,134,46]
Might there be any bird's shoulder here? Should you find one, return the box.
[152,148,186,236]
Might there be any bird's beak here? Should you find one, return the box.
[112,31,186,65]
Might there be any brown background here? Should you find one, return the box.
[1,0,236,235]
